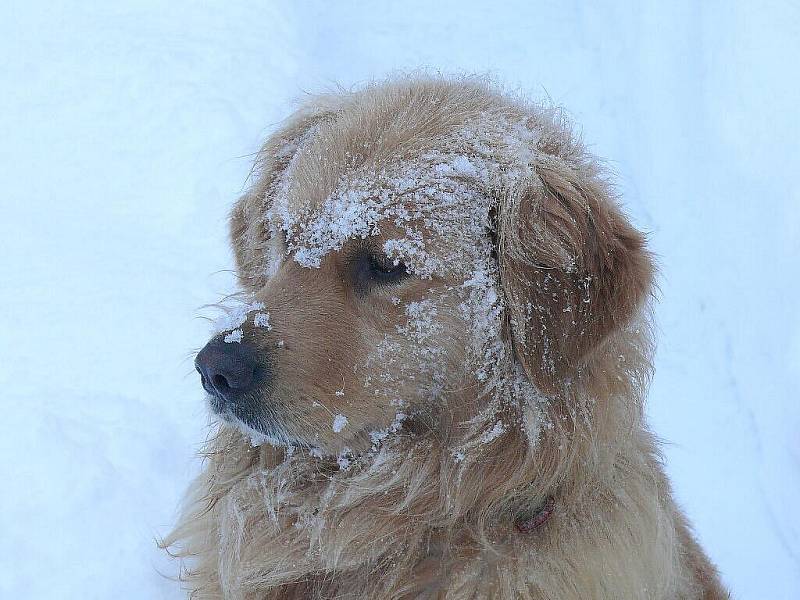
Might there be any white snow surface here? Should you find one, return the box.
[1,2,798,598]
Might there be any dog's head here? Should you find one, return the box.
[195,78,653,458]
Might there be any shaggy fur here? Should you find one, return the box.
[163,76,728,599]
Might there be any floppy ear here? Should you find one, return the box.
[497,155,653,392]
[230,108,331,290]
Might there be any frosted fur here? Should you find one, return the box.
[332,414,348,433]
[253,312,272,329]
[213,301,266,335]
[223,329,243,344]
[163,76,727,599]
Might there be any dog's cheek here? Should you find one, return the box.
[360,299,468,413]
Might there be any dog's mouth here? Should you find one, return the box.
[208,394,302,447]
[202,379,282,435]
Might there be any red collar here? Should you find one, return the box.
[515,496,555,533]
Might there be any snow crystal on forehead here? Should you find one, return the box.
[433,154,478,177]
[281,186,385,268]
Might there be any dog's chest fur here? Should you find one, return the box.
[175,431,715,600]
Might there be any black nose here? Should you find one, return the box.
[195,337,261,401]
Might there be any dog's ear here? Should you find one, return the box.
[230,109,331,290]
[497,156,653,392]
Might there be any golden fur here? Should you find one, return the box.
[163,76,728,599]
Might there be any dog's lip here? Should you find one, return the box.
[199,373,218,398]
[198,371,226,411]
[212,402,306,449]
[206,391,227,415]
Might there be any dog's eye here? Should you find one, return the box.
[368,254,408,283]
[352,251,409,292]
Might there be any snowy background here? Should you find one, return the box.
[1,1,798,598]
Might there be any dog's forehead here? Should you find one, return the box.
[280,171,489,277]
[270,140,494,278]
[280,81,502,213]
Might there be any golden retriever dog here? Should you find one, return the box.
[163,76,728,599]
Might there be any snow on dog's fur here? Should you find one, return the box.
[162,76,727,599]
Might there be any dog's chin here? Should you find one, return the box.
[207,394,300,449]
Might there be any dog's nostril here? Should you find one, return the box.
[212,373,232,392]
